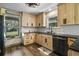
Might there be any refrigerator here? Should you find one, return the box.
[0,15,5,56]
[0,14,21,56]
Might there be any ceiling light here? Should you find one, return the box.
[25,3,40,8]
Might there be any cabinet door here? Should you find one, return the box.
[32,16,36,27]
[30,15,36,27]
[58,4,66,26]
[35,34,39,44]
[36,13,43,27]
[36,15,40,27]
[35,34,38,43]
[66,3,75,24]
[47,35,53,50]
[31,33,35,43]
[41,34,45,46]
[39,14,43,26]
[22,13,28,26]
[38,34,42,45]
[23,33,30,45]
[75,4,79,24]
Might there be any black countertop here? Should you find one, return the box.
[24,32,52,35]
[24,32,79,38]
[52,33,79,39]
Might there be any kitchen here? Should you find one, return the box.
[0,3,79,56]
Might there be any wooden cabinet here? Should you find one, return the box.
[36,12,46,27]
[22,13,36,27]
[58,3,66,26]
[22,13,29,26]
[37,34,53,50]
[35,33,42,45]
[68,49,79,56]
[46,35,53,50]
[67,37,79,56]
[75,4,79,24]
[23,33,29,45]
[22,12,46,27]
[58,3,79,26]
[23,33,35,45]
[36,14,43,27]
[67,38,76,47]
[35,33,39,44]
[43,35,53,50]
[28,14,36,27]
[66,4,75,24]
[41,34,46,47]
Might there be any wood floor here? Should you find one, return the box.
[5,43,58,56]
[5,43,51,56]
[4,43,79,56]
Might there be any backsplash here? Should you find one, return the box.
[52,24,79,35]
[61,24,79,35]
[22,24,79,36]
[21,27,51,36]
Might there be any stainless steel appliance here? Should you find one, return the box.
[0,14,21,56]
[0,15,5,56]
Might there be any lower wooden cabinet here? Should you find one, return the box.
[40,34,53,50]
[46,35,53,50]
[35,33,39,44]
[68,38,76,47]
[23,33,35,45]
[23,33,53,50]
[68,49,79,56]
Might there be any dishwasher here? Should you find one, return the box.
[53,35,68,56]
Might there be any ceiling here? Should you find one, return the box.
[0,3,57,15]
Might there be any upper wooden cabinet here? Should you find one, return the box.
[22,12,46,27]
[58,3,79,26]
[36,12,46,27]
[75,4,79,24]
[58,4,66,26]
[22,12,36,27]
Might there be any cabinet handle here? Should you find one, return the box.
[63,18,67,24]
[39,23,40,26]
[45,38,47,43]
[31,23,33,26]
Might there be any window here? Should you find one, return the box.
[48,16,57,27]
[5,16,19,39]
